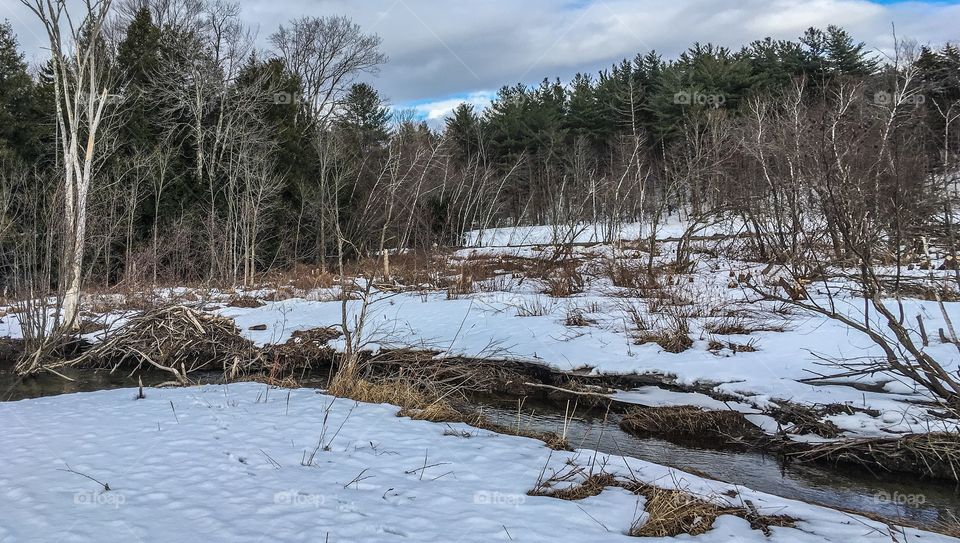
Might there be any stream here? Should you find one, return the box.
[2,365,958,527]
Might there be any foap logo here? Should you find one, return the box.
[874,491,926,505]
[873,91,925,106]
[73,491,125,509]
[673,90,726,107]
[473,491,526,507]
[272,91,301,105]
[274,489,325,508]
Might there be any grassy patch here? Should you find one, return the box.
[620,406,763,447]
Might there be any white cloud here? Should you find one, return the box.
[3,0,958,105]
[411,91,497,121]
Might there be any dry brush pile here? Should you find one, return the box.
[62,305,257,385]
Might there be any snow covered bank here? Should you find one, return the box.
[462,215,738,247]
[2,220,959,443]
[0,384,954,542]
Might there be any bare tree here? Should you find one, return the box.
[270,16,387,126]
[22,0,117,333]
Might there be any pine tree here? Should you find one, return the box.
[116,8,163,150]
[824,25,877,76]
[338,82,391,152]
[445,102,482,164]
[0,20,38,162]
[565,73,600,144]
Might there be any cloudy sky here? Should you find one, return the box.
[3,0,959,122]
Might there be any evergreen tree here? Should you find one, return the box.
[916,43,960,164]
[116,7,163,147]
[485,83,534,163]
[824,25,877,76]
[445,102,482,164]
[743,37,807,91]
[338,82,391,152]
[565,73,600,144]
[0,21,39,162]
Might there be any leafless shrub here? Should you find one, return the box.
[514,296,554,317]
[564,307,596,327]
[618,300,650,333]
[634,311,693,353]
[707,338,759,354]
[606,260,652,290]
[475,275,515,293]
[541,262,585,297]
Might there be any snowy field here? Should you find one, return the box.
[0,383,955,542]
[2,221,959,441]
[462,214,737,247]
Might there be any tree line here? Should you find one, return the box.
[1,0,958,301]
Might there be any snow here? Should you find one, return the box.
[3,219,959,442]
[611,386,743,411]
[211,284,959,439]
[0,383,954,542]
[462,214,738,247]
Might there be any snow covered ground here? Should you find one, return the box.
[2,220,958,441]
[462,214,738,247]
[204,248,959,438]
[0,383,954,542]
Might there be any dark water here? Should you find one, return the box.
[2,368,958,527]
[478,400,960,526]
[0,366,222,401]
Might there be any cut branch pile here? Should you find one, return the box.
[766,401,845,438]
[65,305,255,385]
[784,432,960,481]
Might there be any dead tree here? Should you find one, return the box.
[270,15,387,126]
[21,0,117,337]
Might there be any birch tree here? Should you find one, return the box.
[21,0,117,333]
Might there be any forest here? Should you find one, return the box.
[1,1,957,297]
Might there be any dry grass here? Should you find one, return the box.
[634,313,693,353]
[529,469,618,500]
[704,313,787,335]
[564,307,596,327]
[515,296,554,317]
[935,511,960,538]
[86,293,158,314]
[333,377,464,421]
[325,347,570,449]
[707,338,759,354]
[530,462,793,537]
[606,261,652,290]
[620,406,764,447]
[226,296,265,308]
[540,260,586,297]
[329,371,569,449]
[629,485,725,537]
[619,298,694,353]
[784,432,960,481]
[475,275,516,293]
[881,277,960,302]
[628,483,794,537]
[264,263,337,292]
[766,401,845,438]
